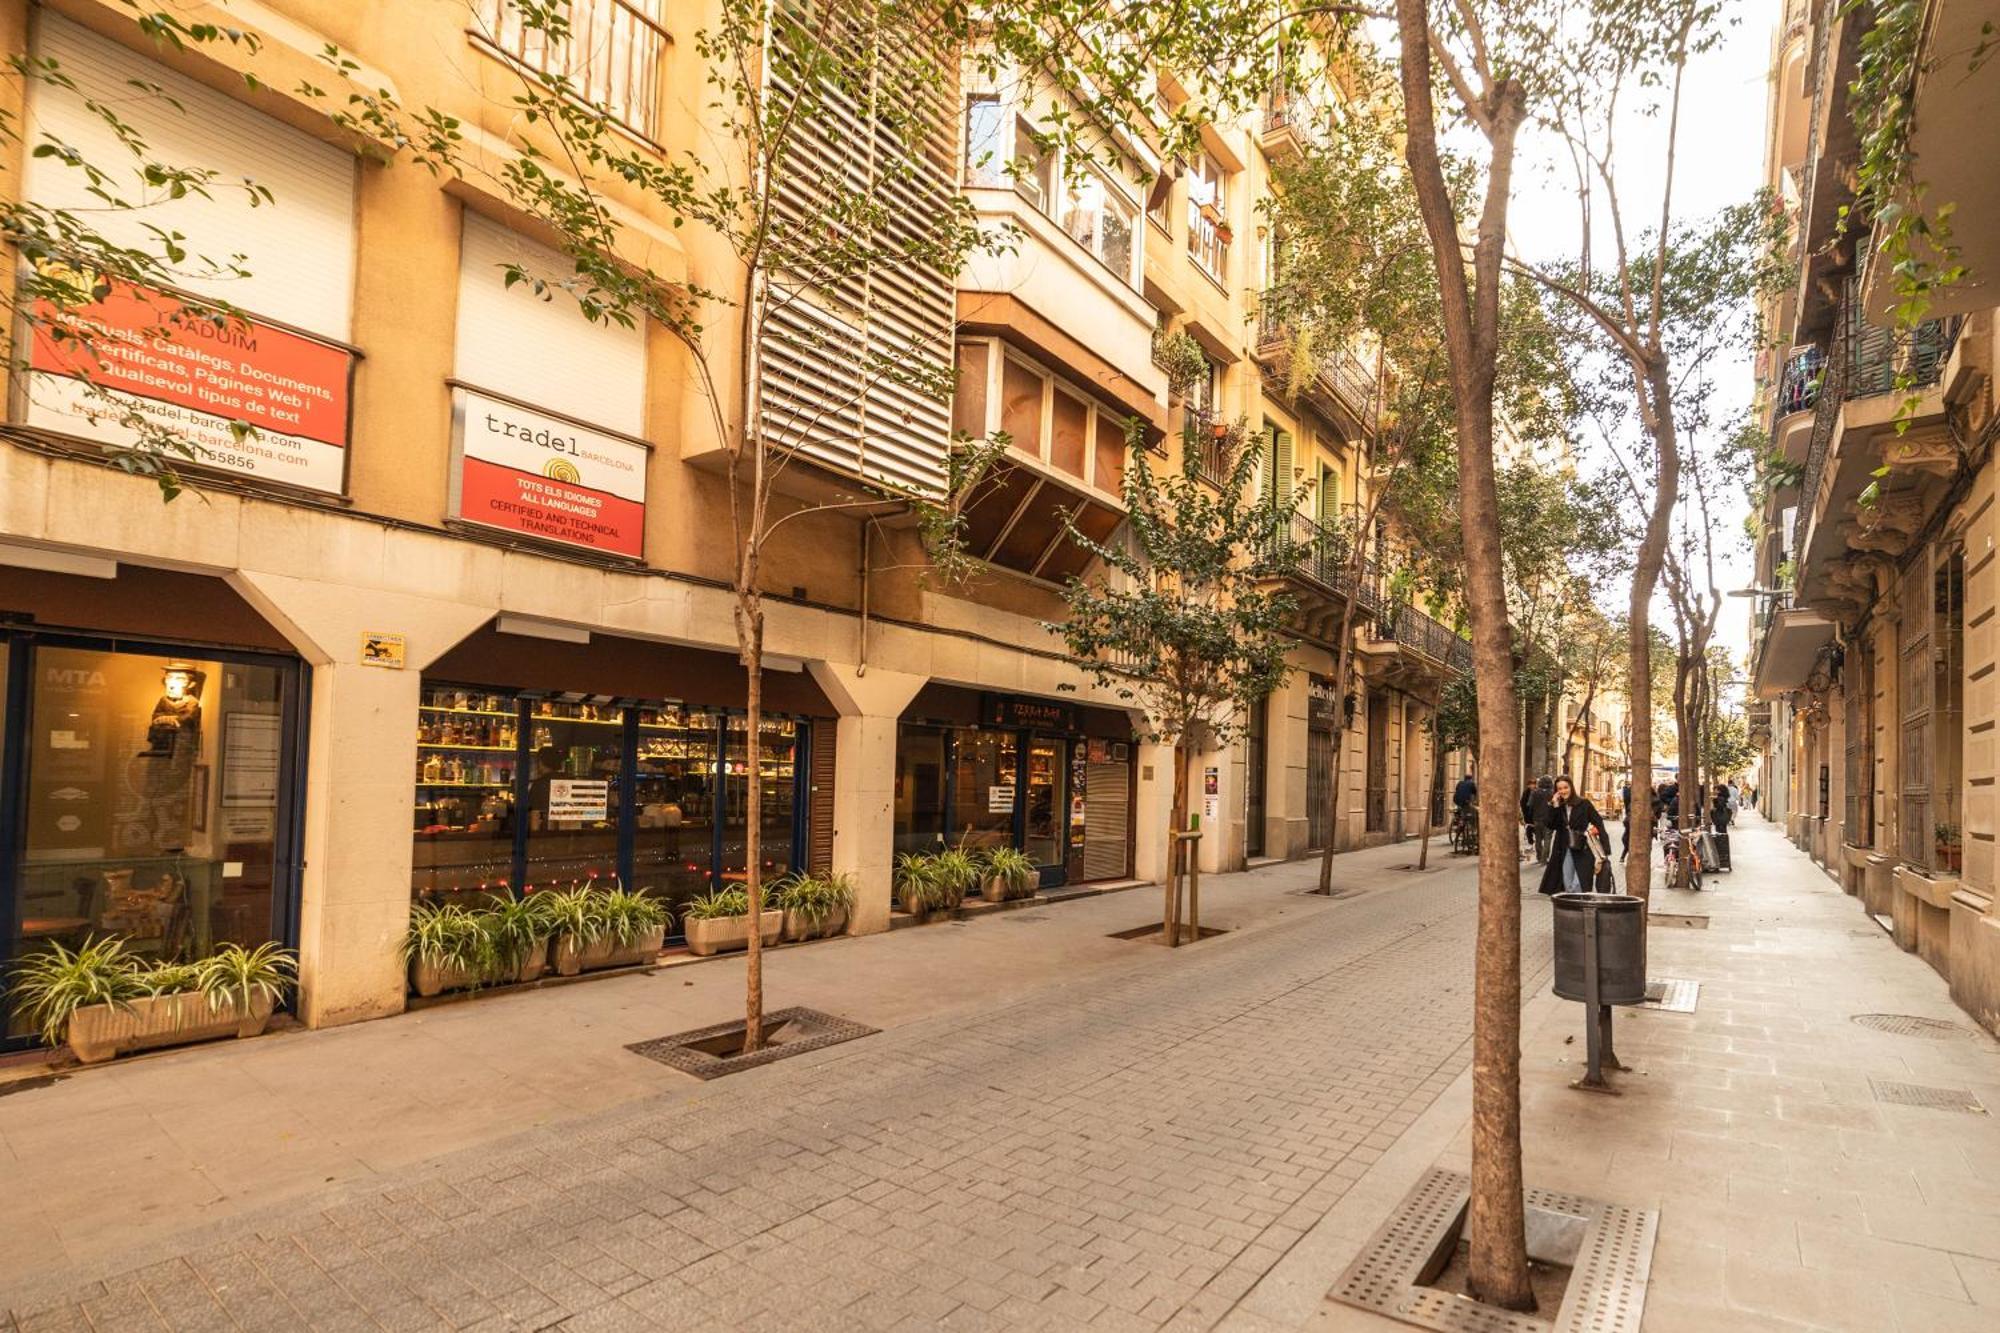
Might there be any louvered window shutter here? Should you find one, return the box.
[1273,428,1294,508]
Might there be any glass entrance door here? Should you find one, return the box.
[1022,736,1066,869]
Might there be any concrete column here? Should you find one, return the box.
[1194,737,1240,875]
[1132,739,1177,886]
[1271,666,1312,859]
[807,663,926,935]
[232,572,492,1028]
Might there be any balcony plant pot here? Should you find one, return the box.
[410,957,482,998]
[68,991,275,1065]
[684,910,783,958]
[553,926,666,976]
[781,906,848,943]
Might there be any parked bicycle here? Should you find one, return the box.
[1660,822,1704,890]
[1449,805,1481,855]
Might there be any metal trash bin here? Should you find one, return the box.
[1551,893,1646,1005]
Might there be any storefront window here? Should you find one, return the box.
[633,703,718,915]
[723,716,798,884]
[951,730,1017,852]
[522,699,625,891]
[413,683,519,902]
[9,642,295,1039]
[896,726,948,854]
[1023,737,1066,865]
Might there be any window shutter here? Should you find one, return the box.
[760,11,956,496]
[25,13,357,337]
[1272,428,1294,508]
[455,213,646,435]
[809,717,838,874]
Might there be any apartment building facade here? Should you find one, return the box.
[0,0,1470,1046]
[1749,0,2000,1034]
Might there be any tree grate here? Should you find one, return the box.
[1329,1168,1657,1333]
[626,1007,876,1079]
[1870,1079,1987,1114]
[1850,1013,1975,1039]
[1638,979,1699,1013]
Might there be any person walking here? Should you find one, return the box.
[1710,780,1734,870]
[1527,776,1555,863]
[1537,776,1612,896]
[1518,782,1535,860]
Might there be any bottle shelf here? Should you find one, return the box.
[420,706,518,717]
[418,743,516,751]
[415,781,514,790]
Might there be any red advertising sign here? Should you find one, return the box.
[21,279,353,494]
[451,386,648,558]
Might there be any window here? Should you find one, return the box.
[966,95,1006,185]
[1059,165,1138,281]
[473,0,668,140]
[991,349,1128,495]
[1187,151,1231,282]
[1013,115,1057,211]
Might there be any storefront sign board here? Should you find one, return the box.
[21,277,353,494]
[450,385,648,558]
[548,778,610,822]
[981,694,1078,732]
[1308,672,1340,728]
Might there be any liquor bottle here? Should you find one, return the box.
[422,754,442,783]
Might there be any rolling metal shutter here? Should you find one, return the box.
[808,717,837,874]
[24,13,357,338]
[1082,755,1131,881]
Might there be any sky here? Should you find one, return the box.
[1360,3,1781,672]
[1504,2,1779,671]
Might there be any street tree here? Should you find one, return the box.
[1053,417,1303,945]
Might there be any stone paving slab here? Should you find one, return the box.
[2,838,1521,1329]
[1224,814,2000,1333]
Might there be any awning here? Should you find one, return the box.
[1752,608,1837,699]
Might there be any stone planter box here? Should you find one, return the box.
[982,876,1034,904]
[68,991,275,1065]
[685,910,782,957]
[554,927,666,976]
[780,907,847,942]
[410,938,549,996]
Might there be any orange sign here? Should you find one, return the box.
[451,386,647,558]
[23,279,352,493]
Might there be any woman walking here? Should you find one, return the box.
[1537,775,1612,896]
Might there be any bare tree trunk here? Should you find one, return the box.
[1417,710,1439,869]
[1394,2,1534,1306]
[1624,365,1679,903]
[1317,603,1360,892]
[1167,741,1190,945]
[742,635,766,1046]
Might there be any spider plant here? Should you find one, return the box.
[402,901,497,979]
[482,889,552,972]
[194,942,297,1013]
[982,846,1039,900]
[930,847,979,910]
[684,887,752,920]
[599,885,671,945]
[132,961,205,997]
[9,937,144,1048]
[894,852,940,914]
[777,871,854,926]
[532,885,609,946]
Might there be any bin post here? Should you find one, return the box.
[1570,904,1630,1094]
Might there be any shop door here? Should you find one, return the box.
[3,637,303,1047]
[1081,744,1132,881]
[1307,726,1333,850]
[1364,692,1389,833]
[1022,735,1067,881]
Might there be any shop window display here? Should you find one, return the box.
[723,715,798,884]
[7,642,295,1040]
[412,684,519,901]
[632,703,719,917]
[522,699,626,890]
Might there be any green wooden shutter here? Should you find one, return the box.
[1265,426,1294,508]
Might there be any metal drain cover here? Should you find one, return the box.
[1639,979,1700,1013]
[1851,1013,1975,1039]
[1871,1079,1988,1113]
[1329,1168,1657,1333]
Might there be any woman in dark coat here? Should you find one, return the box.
[1537,775,1611,895]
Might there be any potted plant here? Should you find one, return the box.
[930,847,978,912]
[403,901,497,997]
[777,871,855,941]
[895,852,940,921]
[483,889,553,984]
[981,846,1039,903]
[549,884,670,975]
[1935,823,1963,873]
[683,887,783,957]
[13,937,296,1064]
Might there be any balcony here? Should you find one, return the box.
[1254,294,1380,436]
[473,0,667,142]
[1181,408,1233,489]
[1792,285,1962,588]
[1771,344,1824,465]
[1379,603,1474,676]
[1255,510,1380,640]
[1259,88,1319,163]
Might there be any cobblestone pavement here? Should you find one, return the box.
[6,866,1550,1332]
